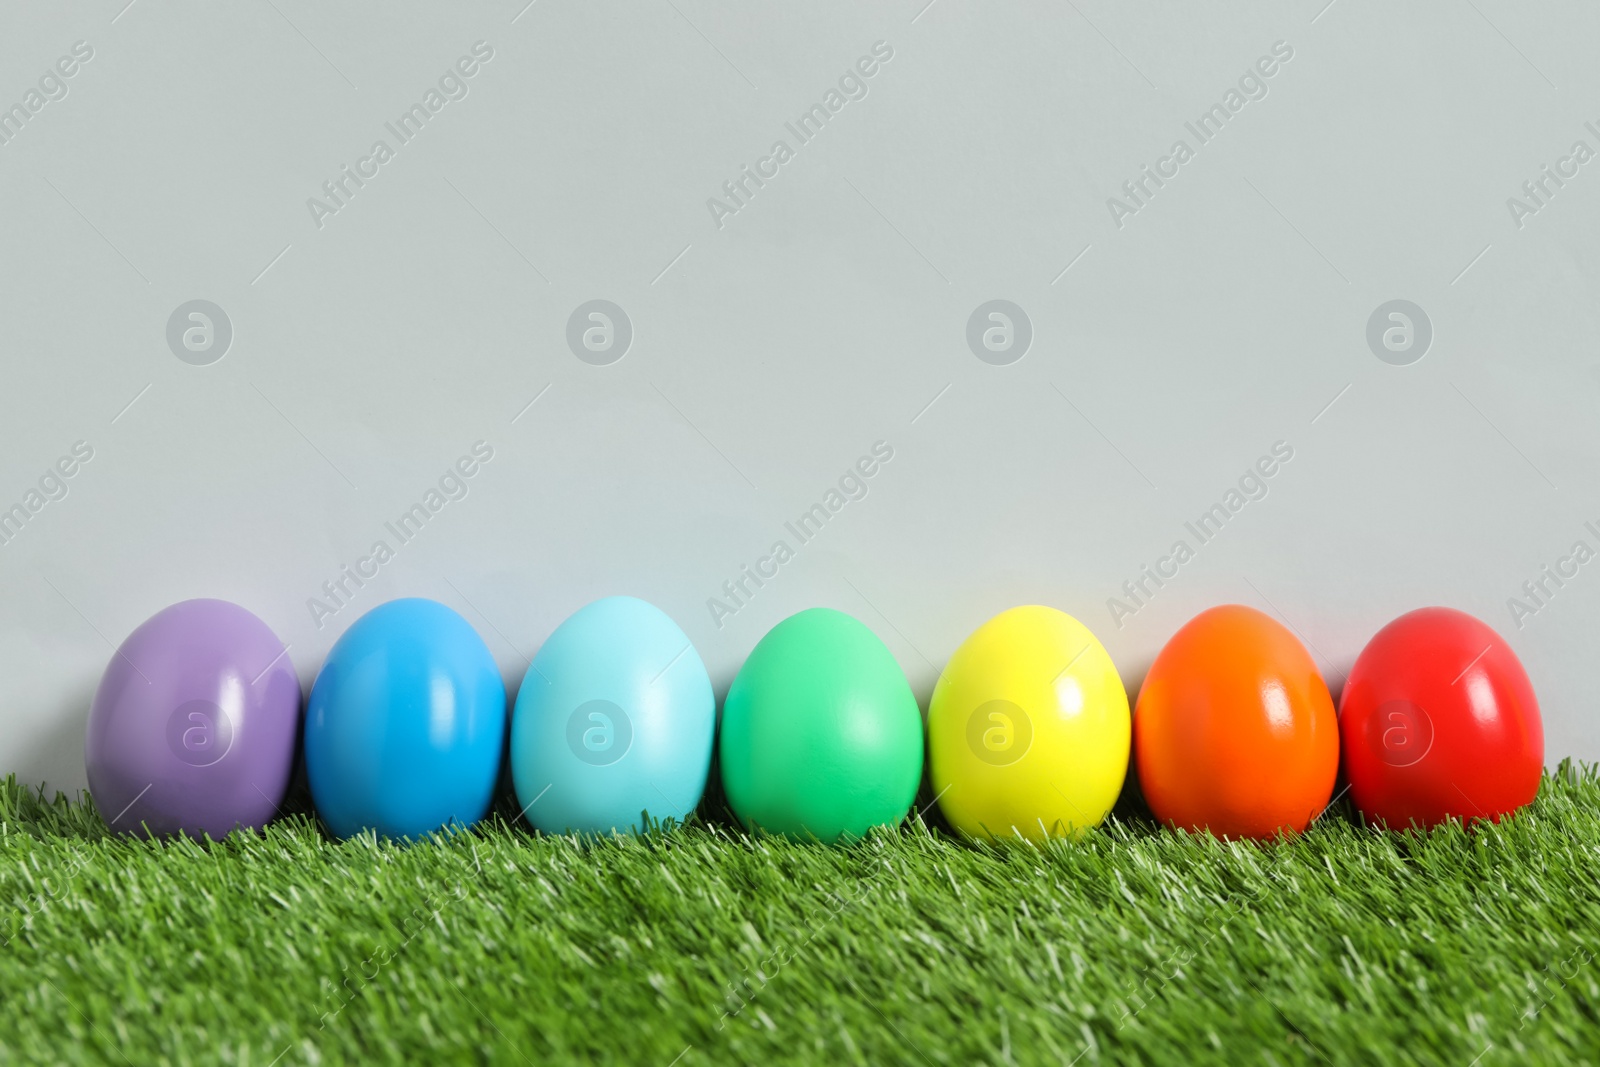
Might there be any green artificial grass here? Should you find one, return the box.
[3,768,1599,1066]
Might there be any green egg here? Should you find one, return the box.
[720,607,924,843]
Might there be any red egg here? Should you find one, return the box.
[1338,607,1542,829]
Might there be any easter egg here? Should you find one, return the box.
[84,599,299,838]
[305,598,505,840]
[928,606,1129,841]
[509,596,714,834]
[1134,604,1337,839]
[720,608,923,843]
[1339,607,1541,829]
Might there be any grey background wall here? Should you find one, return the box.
[3,0,1598,795]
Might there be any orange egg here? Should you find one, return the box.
[1134,604,1338,839]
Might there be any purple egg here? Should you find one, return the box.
[85,599,300,838]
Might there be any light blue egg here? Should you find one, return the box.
[305,598,506,840]
[510,596,714,834]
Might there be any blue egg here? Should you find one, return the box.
[510,596,714,834]
[306,598,506,840]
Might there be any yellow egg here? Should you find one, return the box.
[928,605,1130,841]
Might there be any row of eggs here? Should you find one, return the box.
[83,595,1544,843]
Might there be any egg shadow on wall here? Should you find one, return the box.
[1110,656,1159,828]
[693,670,738,829]
[21,675,98,810]
[269,678,317,825]
[693,731,738,830]
[911,721,957,839]
[275,738,318,824]
[481,671,520,828]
